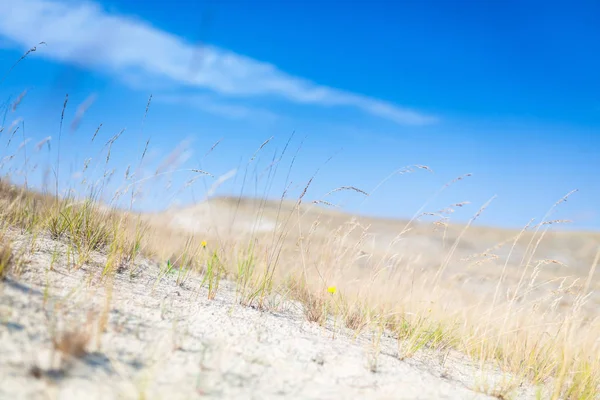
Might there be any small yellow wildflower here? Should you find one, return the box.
[201,240,207,248]
[327,286,337,294]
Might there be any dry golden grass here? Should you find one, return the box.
[1,84,599,398]
[150,191,600,399]
[2,168,600,398]
[52,328,91,360]
[0,232,14,280]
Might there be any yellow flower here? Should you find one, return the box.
[201,240,207,248]
[327,286,337,294]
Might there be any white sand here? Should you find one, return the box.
[0,232,539,399]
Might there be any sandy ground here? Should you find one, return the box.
[0,231,540,400]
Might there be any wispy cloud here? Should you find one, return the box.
[158,94,279,121]
[0,0,437,125]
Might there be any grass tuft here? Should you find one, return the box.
[0,233,14,280]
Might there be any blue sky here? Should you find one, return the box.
[0,0,599,230]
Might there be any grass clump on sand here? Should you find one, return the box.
[0,232,15,280]
[1,69,599,398]
[2,144,600,399]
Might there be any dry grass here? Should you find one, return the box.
[2,167,599,398]
[52,328,91,360]
[1,85,599,399]
[0,233,14,280]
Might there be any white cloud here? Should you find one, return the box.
[0,0,437,125]
[158,94,279,121]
